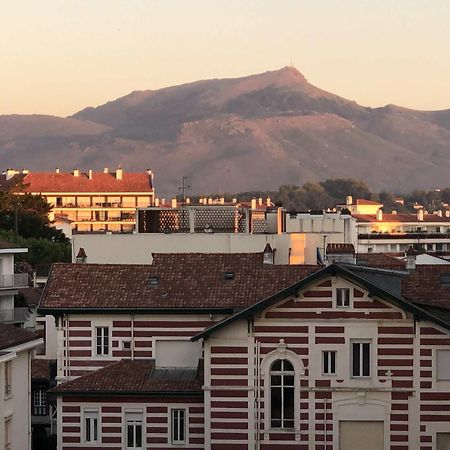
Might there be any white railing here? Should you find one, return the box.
[0,273,29,288]
[0,307,30,323]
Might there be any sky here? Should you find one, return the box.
[1,0,449,116]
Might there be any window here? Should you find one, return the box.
[123,341,131,350]
[336,288,350,307]
[96,327,109,356]
[322,351,336,375]
[126,412,143,449]
[84,410,99,443]
[352,341,371,377]
[4,418,11,450]
[171,409,186,443]
[4,361,12,397]
[436,350,450,380]
[270,359,294,429]
[33,388,47,415]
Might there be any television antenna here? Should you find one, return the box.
[178,176,192,203]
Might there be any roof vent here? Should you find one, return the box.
[75,248,87,264]
[223,271,235,280]
[263,243,275,265]
[148,276,159,286]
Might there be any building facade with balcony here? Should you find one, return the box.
[0,323,43,450]
[0,241,29,325]
[2,168,155,233]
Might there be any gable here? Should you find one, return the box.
[263,276,406,321]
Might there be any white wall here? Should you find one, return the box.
[72,233,312,264]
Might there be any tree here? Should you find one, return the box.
[320,178,372,203]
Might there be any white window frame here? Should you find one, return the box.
[125,411,143,449]
[351,340,371,378]
[95,326,110,356]
[83,409,99,443]
[33,388,47,415]
[322,350,337,375]
[436,349,450,381]
[336,287,351,308]
[4,417,11,450]
[170,408,187,444]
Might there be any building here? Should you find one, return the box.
[0,241,30,325]
[2,168,155,233]
[38,253,450,449]
[0,323,43,450]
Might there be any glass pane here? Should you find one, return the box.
[283,360,294,371]
[271,360,282,371]
[86,418,91,441]
[179,411,185,441]
[331,351,336,374]
[93,418,98,441]
[352,343,360,376]
[284,375,294,386]
[271,375,281,386]
[283,387,294,420]
[127,424,134,447]
[284,419,294,428]
[173,411,179,441]
[136,424,142,447]
[271,419,281,428]
[323,352,329,373]
[363,343,370,376]
[271,386,282,423]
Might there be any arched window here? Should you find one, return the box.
[270,359,295,429]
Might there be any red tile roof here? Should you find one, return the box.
[402,265,450,309]
[39,253,319,311]
[357,253,406,270]
[0,323,40,351]
[50,360,202,395]
[355,199,383,206]
[18,171,153,193]
[354,213,450,223]
[327,243,355,254]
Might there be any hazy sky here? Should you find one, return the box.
[1,0,449,116]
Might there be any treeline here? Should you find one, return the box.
[0,191,71,267]
[194,178,450,212]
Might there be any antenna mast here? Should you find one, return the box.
[178,176,191,203]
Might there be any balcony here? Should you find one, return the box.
[0,273,29,289]
[0,307,30,323]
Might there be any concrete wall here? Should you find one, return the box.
[72,233,311,265]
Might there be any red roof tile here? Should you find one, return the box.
[355,199,383,206]
[39,253,319,311]
[354,213,450,223]
[18,171,153,193]
[0,323,40,351]
[50,360,202,395]
[402,265,450,309]
[357,253,406,270]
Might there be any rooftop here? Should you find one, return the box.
[50,359,203,395]
[0,323,40,351]
[39,253,319,312]
[354,213,450,223]
[14,170,154,193]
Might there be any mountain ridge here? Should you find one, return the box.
[1,67,449,195]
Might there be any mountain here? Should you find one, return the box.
[1,67,450,194]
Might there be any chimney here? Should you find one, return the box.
[155,198,160,207]
[262,244,275,265]
[88,169,93,180]
[417,209,424,221]
[171,198,177,209]
[22,169,29,174]
[116,168,123,180]
[258,197,263,206]
[161,198,166,206]
[251,198,257,209]
[346,195,353,205]
[220,197,225,205]
[208,197,213,205]
[405,246,417,270]
[436,210,443,217]
[446,210,450,218]
[266,197,271,207]
[5,169,18,180]
[73,169,80,177]
[76,248,87,264]
[103,167,109,174]
[391,210,397,215]
[376,209,383,221]
[55,168,60,174]
[186,197,191,204]
[232,198,237,204]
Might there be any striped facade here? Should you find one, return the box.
[52,273,450,449]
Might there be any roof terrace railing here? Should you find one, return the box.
[0,307,30,323]
[0,273,29,289]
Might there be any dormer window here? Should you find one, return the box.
[336,288,350,307]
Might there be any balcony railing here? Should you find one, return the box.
[0,307,30,323]
[0,273,29,288]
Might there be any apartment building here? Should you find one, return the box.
[0,323,43,450]
[2,168,155,233]
[38,253,450,449]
